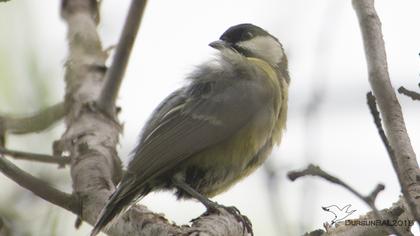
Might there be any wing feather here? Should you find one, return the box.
[127,66,273,190]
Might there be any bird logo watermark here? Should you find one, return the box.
[322,204,356,225]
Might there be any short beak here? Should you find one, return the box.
[209,40,228,50]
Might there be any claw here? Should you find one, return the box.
[205,202,253,235]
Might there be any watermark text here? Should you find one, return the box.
[345,219,414,227]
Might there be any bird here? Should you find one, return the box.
[90,23,290,236]
[322,204,356,224]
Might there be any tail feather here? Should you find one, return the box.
[90,191,130,236]
[90,180,149,236]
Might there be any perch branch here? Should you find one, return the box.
[97,0,148,115]
[0,102,66,135]
[353,0,420,225]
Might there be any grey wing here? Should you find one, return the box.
[136,89,187,146]
[127,75,271,187]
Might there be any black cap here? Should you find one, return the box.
[219,23,274,44]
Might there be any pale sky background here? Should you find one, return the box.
[0,0,419,235]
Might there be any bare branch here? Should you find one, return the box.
[97,0,148,115]
[0,147,70,166]
[365,184,385,205]
[0,156,80,214]
[366,91,402,174]
[353,0,420,225]
[0,102,66,135]
[398,86,420,101]
[288,164,404,235]
[366,92,399,168]
[288,165,383,204]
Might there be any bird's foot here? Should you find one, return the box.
[205,201,253,236]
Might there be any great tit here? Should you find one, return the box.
[91,23,290,236]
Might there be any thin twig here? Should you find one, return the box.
[366,92,399,171]
[0,147,70,166]
[288,165,382,203]
[0,102,66,135]
[0,156,80,214]
[288,164,402,235]
[353,0,420,226]
[365,184,385,204]
[398,86,420,101]
[97,0,148,115]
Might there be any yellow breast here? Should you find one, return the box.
[247,57,288,145]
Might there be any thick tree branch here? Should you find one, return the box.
[0,156,80,214]
[97,0,148,115]
[0,146,70,166]
[0,102,66,135]
[353,0,420,225]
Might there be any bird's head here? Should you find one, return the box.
[209,23,285,67]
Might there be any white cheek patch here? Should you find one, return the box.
[237,36,284,65]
